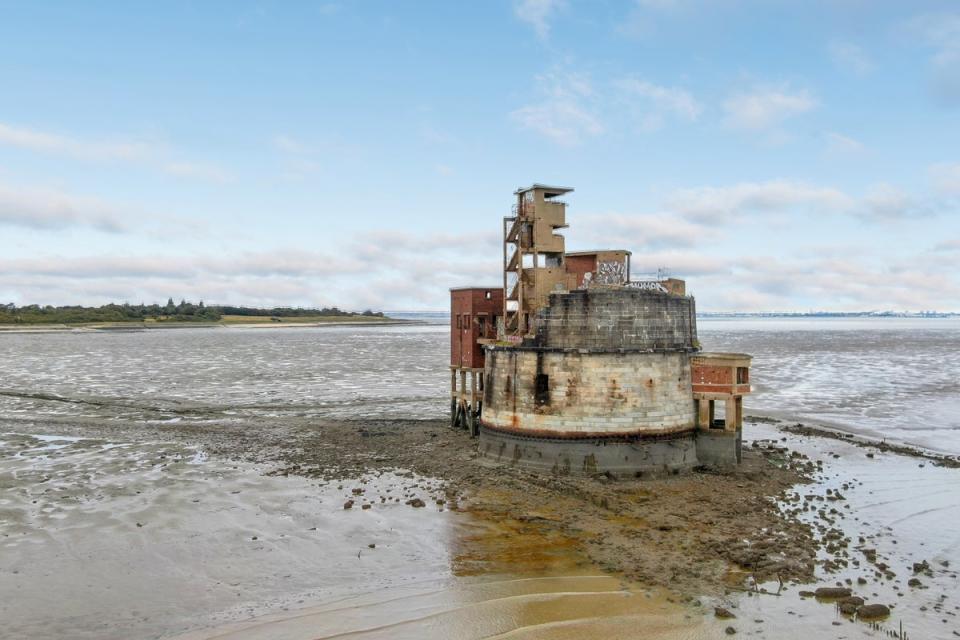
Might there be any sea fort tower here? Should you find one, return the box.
[450,184,753,476]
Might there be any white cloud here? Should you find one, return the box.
[3,175,955,311]
[4,212,958,311]
[511,102,603,145]
[351,229,500,258]
[0,229,506,309]
[825,132,865,155]
[510,72,604,145]
[827,41,875,75]
[934,238,960,252]
[614,77,702,131]
[271,133,367,180]
[722,86,817,130]
[665,180,854,222]
[0,122,151,161]
[0,251,363,280]
[513,0,563,40]
[0,182,129,233]
[634,0,683,9]
[930,163,960,195]
[513,71,702,142]
[860,183,931,220]
[272,134,310,154]
[720,254,960,311]
[677,250,960,312]
[857,183,942,221]
[0,121,230,182]
[629,250,730,278]
[664,179,937,223]
[578,212,714,249]
[419,125,456,145]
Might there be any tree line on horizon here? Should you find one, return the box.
[0,299,384,324]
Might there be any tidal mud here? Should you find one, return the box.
[3,414,958,639]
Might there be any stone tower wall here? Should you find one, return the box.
[534,288,697,351]
[482,348,695,438]
[479,287,708,474]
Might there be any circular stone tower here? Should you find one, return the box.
[479,287,700,476]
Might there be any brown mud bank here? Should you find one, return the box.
[203,418,821,597]
[6,415,955,639]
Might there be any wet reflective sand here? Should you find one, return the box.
[0,432,702,640]
[175,577,699,640]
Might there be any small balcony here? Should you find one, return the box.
[691,352,752,397]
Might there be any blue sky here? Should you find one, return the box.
[1,0,958,312]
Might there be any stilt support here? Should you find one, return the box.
[450,366,483,437]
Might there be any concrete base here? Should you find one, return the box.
[694,428,742,468]
[478,425,699,477]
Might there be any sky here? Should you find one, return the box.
[0,0,958,313]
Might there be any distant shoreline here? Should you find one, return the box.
[387,311,960,319]
[698,312,960,318]
[0,318,419,334]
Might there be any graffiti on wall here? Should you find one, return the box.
[626,280,669,293]
[594,260,627,285]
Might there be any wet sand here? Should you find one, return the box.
[0,425,705,640]
[5,413,958,639]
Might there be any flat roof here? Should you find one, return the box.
[693,352,753,362]
[449,286,503,291]
[514,184,574,198]
[565,249,632,257]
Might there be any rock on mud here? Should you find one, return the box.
[814,587,852,599]
[857,603,891,620]
[838,596,864,615]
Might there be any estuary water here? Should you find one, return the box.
[697,317,960,455]
[0,317,957,453]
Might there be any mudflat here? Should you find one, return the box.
[0,413,813,639]
[223,418,821,594]
[4,415,960,639]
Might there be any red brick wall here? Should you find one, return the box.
[450,288,503,368]
[692,364,732,386]
[564,255,596,288]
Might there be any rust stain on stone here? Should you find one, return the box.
[608,378,627,403]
